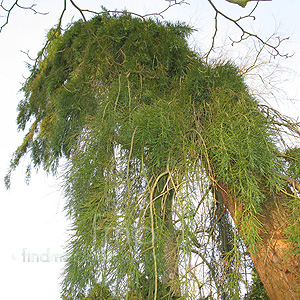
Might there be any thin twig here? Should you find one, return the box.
[205,0,290,59]
[0,0,47,33]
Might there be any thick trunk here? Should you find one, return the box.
[216,183,300,300]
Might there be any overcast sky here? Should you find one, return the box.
[0,1,299,299]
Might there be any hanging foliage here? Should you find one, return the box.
[6,12,300,299]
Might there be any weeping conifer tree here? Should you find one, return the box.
[6,13,300,299]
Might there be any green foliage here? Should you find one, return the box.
[243,268,270,300]
[200,84,284,248]
[280,148,300,254]
[6,13,193,183]
[63,283,117,300]
[283,192,300,255]
[285,147,300,181]
[85,284,116,300]
[6,12,300,300]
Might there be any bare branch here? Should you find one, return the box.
[69,0,87,22]
[0,0,48,33]
[259,104,300,139]
[205,0,290,59]
[57,0,67,30]
[149,0,189,18]
[54,0,189,22]
[20,49,36,61]
[205,10,219,58]
[1,0,289,61]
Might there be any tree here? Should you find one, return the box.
[4,6,300,300]
[0,0,288,59]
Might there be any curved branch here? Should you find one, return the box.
[281,175,300,194]
[69,0,87,22]
[190,248,222,298]
[57,0,67,30]
[259,104,300,139]
[17,0,190,79]
[1,0,290,61]
[59,0,189,22]
[205,0,290,59]
[0,0,48,33]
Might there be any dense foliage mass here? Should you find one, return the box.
[6,13,300,299]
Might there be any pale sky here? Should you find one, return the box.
[0,1,299,299]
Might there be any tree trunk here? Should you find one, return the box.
[162,223,180,298]
[161,183,181,298]
[216,182,300,300]
[152,173,181,298]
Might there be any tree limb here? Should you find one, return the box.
[205,0,290,59]
[0,0,48,33]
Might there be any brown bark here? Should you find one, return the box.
[162,228,180,297]
[216,183,300,300]
[161,188,181,298]
[153,174,181,298]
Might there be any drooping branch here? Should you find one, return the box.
[11,0,189,80]
[259,104,300,140]
[1,0,291,63]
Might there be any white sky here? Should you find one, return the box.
[0,0,299,299]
